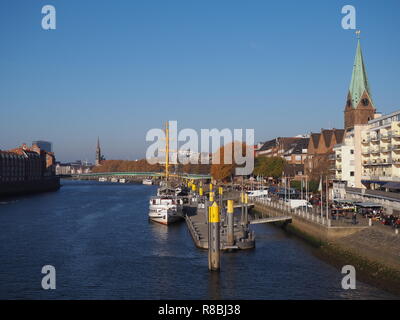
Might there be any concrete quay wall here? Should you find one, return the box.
[0,177,60,197]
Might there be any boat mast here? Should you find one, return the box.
[165,121,169,181]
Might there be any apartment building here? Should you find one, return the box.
[361,110,400,190]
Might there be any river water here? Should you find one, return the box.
[0,180,396,299]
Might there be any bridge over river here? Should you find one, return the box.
[70,172,211,181]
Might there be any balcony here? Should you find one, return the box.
[381,133,391,141]
[392,131,400,138]
[380,146,391,153]
[364,159,382,166]
[361,138,369,144]
[370,135,379,142]
[370,147,380,154]
[380,158,393,165]
[392,144,400,152]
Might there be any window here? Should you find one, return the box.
[350,149,354,154]
[350,171,354,177]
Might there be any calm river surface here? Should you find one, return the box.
[0,180,396,299]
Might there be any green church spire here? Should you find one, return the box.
[349,38,372,107]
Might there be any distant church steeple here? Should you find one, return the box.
[344,32,376,131]
[95,137,102,166]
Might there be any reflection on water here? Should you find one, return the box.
[208,271,222,300]
[0,180,397,299]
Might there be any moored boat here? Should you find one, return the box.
[143,179,153,185]
[148,195,183,225]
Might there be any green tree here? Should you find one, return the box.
[290,179,319,193]
[253,156,285,179]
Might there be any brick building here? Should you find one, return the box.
[256,137,309,179]
[0,143,56,183]
[305,129,344,180]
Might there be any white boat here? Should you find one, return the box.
[247,190,269,198]
[99,177,107,182]
[148,195,183,225]
[111,177,118,183]
[119,178,126,183]
[143,179,153,185]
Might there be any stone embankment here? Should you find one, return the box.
[253,199,400,296]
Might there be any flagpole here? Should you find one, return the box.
[326,175,329,220]
[320,175,323,218]
[301,177,303,200]
[284,174,286,203]
[305,175,308,213]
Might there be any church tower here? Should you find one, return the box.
[344,36,376,131]
[95,137,102,166]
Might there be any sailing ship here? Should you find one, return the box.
[148,122,184,225]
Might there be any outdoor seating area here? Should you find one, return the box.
[332,199,400,229]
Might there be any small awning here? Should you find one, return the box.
[382,182,400,190]
[334,199,357,204]
[361,180,387,185]
[354,202,383,208]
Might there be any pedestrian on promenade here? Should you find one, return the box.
[352,212,358,225]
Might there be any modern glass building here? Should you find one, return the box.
[32,140,52,152]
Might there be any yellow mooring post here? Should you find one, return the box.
[240,192,245,225]
[199,187,203,196]
[218,186,223,212]
[209,183,213,192]
[244,193,249,224]
[192,184,196,192]
[227,200,234,246]
[208,202,220,271]
[209,191,214,202]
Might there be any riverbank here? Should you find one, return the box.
[253,206,400,297]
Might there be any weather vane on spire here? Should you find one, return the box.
[355,30,361,39]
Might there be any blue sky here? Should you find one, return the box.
[0,0,399,162]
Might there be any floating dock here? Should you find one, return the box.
[184,203,255,250]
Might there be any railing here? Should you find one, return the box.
[252,198,328,228]
[253,197,370,228]
[380,133,391,140]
